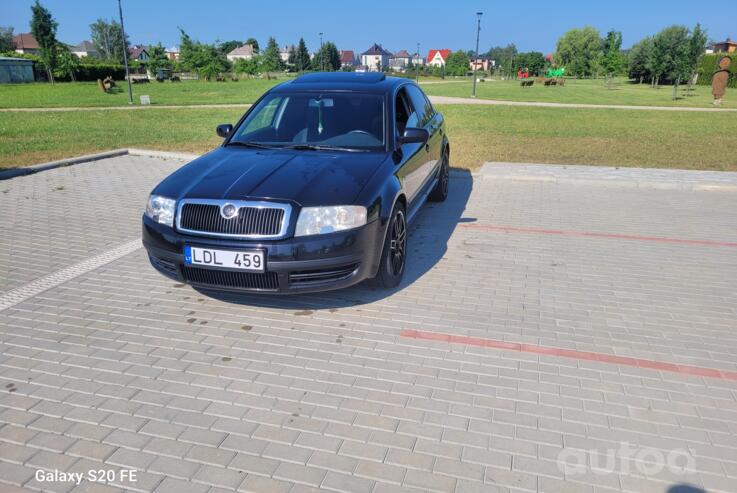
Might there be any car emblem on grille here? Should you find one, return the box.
[220,203,238,219]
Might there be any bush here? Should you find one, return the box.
[75,63,127,81]
[696,53,737,88]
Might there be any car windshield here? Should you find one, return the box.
[228,92,385,151]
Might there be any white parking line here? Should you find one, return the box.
[0,238,142,312]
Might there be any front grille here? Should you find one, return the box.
[179,203,286,237]
[182,266,280,291]
[289,264,359,286]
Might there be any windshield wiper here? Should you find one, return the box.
[225,141,277,149]
[283,144,368,153]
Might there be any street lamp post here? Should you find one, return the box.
[472,11,483,98]
[416,42,420,83]
[117,0,133,104]
[319,32,324,71]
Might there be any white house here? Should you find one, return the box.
[128,45,150,62]
[71,41,99,58]
[165,46,180,61]
[360,43,392,72]
[389,50,412,71]
[226,44,255,62]
[279,45,294,63]
[427,49,451,67]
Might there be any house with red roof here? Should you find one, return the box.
[128,45,150,62]
[427,49,451,68]
[339,50,357,68]
[12,33,40,55]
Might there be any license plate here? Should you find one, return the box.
[184,246,265,272]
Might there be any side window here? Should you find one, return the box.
[406,85,432,127]
[395,89,416,135]
[241,97,283,136]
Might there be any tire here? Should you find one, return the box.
[374,204,408,289]
[428,147,449,202]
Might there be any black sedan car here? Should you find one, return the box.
[143,72,450,293]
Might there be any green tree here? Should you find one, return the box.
[217,40,242,57]
[687,24,708,81]
[650,25,691,85]
[514,51,546,75]
[312,41,340,71]
[233,55,261,76]
[486,43,517,76]
[147,43,172,73]
[555,26,602,77]
[30,0,59,82]
[628,36,653,82]
[54,45,79,81]
[0,26,14,52]
[445,50,469,76]
[178,28,228,77]
[245,38,259,53]
[601,30,625,77]
[90,19,129,64]
[261,37,283,76]
[293,37,311,72]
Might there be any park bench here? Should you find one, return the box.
[520,80,534,87]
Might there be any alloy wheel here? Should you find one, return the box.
[388,210,407,276]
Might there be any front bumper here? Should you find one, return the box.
[142,215,385,293]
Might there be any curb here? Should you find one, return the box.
[0,148,197,181]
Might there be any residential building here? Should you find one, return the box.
[128,45,150,62]
[711,38,737,54]
[165,46,180,61]
[427,49,451,67]
[227,44,255,62]
[71,40,99,58]
[339,50,357,68]
[411,52,424,66]
[469,56,492,72]
[279,45,295,63]
[12,33,39,55]
[389,50,412,71]
[361,43,392,72]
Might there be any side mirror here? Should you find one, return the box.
[398,127,429,145]
[216,124,233,138]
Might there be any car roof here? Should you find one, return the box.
[270,72,412,95]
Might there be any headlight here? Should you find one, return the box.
[295,205,367,237]
[145,195,176,227]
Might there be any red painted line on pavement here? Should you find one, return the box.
[400,329,737,382]
[459,223,737,248]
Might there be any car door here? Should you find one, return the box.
[405,85,441,196]
[394,87,426,202]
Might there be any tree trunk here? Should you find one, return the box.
[47,67,55,84]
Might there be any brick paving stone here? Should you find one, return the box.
[1,157,737,493]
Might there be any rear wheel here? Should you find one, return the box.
[429,147,449,202]
[374,204,407,288]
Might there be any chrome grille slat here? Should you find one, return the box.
[182,266,279,290]
[176,199,291,239]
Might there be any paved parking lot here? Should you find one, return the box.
[1,155,736,493]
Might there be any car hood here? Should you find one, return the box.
[153,147,388,207]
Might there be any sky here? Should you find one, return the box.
[4,0,736,55]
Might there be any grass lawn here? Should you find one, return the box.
[0,79,282,108]
[422,77,737,109]
[2,105,736,171]
[0,76,447,109]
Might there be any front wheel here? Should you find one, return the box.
[429,147,449,202]
[374,204,407,289]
